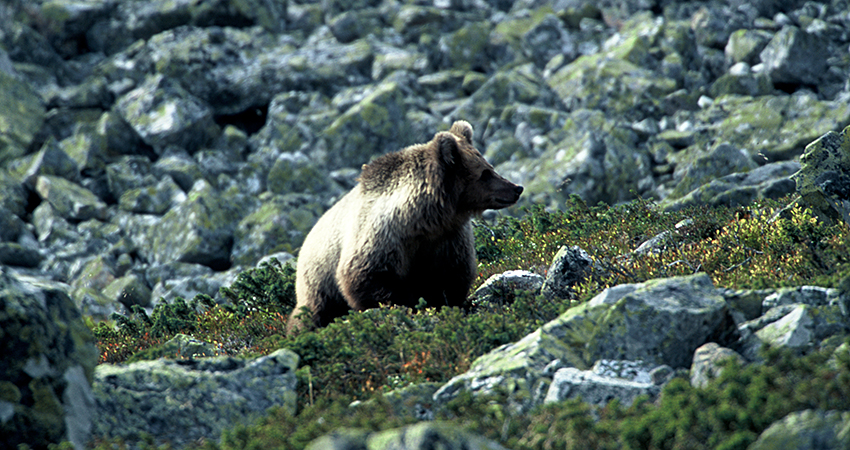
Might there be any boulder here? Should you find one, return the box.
[0,271,98,450]
[114,74,219,154]
[759,26,829,87]
[0,70,45,165]
[689,343,745,388]
[306,422,510,450]
[789,124,850,227]
[545,360,663,407]
[662,161,799,212]
[34,175,108,221]
[472,270,544,307]
[749,409,850,450]
[435,273,737,411]
[93,349,298,448]
[540,245,596,301]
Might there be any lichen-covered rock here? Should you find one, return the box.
[102,273,152,309]
[725,29,773,65]
[156,333,217,359]
[115,74,219,154]
[321,79,418,170]
[705,94,850,162]
[141,180,243,270]
[473,270,544,306]
[307,422,510,450]
[540,245,595,301]
[21,138,81,184]
[752,304,848,351]
[689,343,745,388]
[789,124,850,226]
[92,349,298,448]
[0,271,98,450]
[748,409,850,450]
[545,360,663,407]
[0,70,45,165]
[759,26,829,86]
[118,175,186,214]
[435,273,737,411]
[34,175,108,221]
[231,194,321,267]
[662,161,799,212]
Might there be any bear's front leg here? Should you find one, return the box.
[337,245,411,311]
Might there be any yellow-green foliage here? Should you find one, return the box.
[475,195,849,296]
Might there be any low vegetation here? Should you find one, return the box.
[89,195,850,449]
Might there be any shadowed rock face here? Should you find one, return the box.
[790,125,850,227]
[0,272,98,450]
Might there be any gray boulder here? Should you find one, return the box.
[435,273,737,411]
[0,271,98,450]
[93,349,298,448]
[690,343,746,388]
[0,70,45,165]
[141,180,243,270]
[545,360,663,407]
[472,270,544,307]
[748,409,850,450]
[306,422,510,450]
[662,161,799,212]
[759,26,829,86]
[788,124,850,227]
[34,175,108,221]
[114,74,219,154]
[540,245,596,301]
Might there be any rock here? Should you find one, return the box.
[157,333,217,359]
[689,343,746,388]
[540,245,595,301]
[93,349,298,448]
[521,14,576,69]
[141,180,242,270]
[307,422,510,450]
[21,138,81,184]
[114,74,219,154]
[0,242,43,268]
[545,360,663,407]
[473,270,544,306]
[749,409,850,450]
[322,79,419,170]
[789,125,850,227]
[34,175,108,221]
[759,26,829,86]
[434,273,737,411]
[231,194,322,267]
[0,271,98,450]
[751,304,848,352]
[118,175,186,214]
[662,161,799,212]
[102,273,152,309]
[0,70,45,165]
[725,29,774,65]
[670,142,758,202]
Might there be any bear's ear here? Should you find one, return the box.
[449,120,473,145]
[437,132,461,167]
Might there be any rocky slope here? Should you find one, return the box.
[1,0,850,448]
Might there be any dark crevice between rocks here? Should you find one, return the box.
[773,82,816,95]
[214,104,269,136]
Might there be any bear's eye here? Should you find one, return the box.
[479,170,493,182]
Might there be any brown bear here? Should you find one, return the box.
[291,120,523,329]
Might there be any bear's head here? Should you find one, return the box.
[437,120,523,213]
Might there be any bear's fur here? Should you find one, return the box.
[291,120,523,329]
